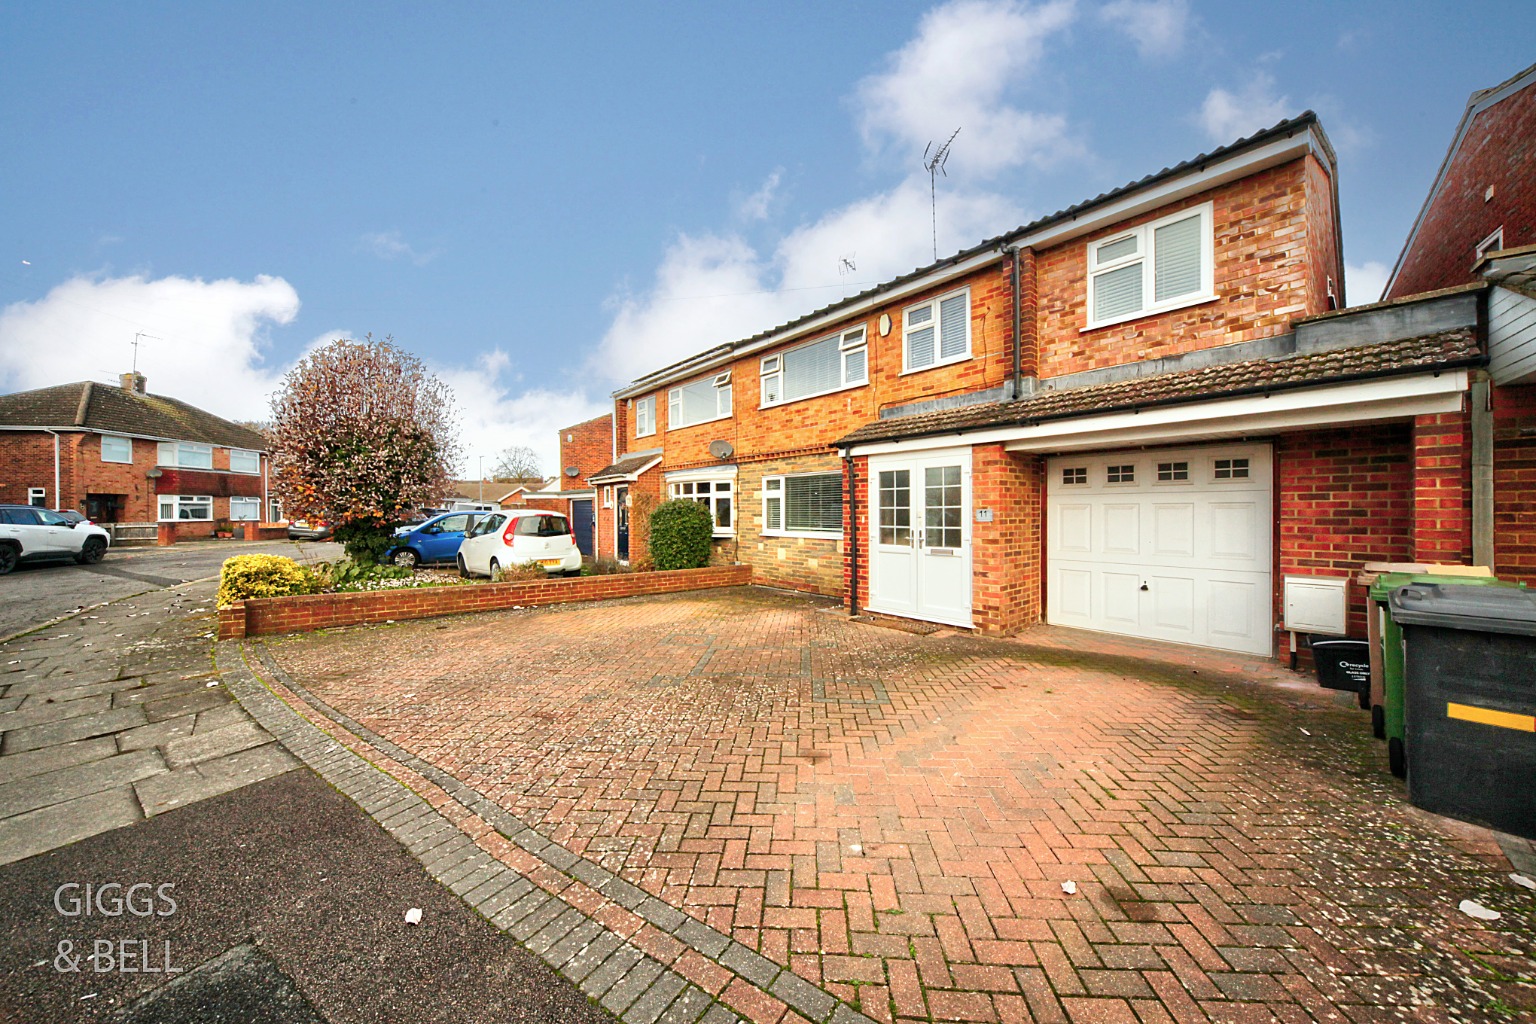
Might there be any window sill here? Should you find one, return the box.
[1081,293,1218,333]
[759,379,867,411]
[761,530,842,541]
[666,413,733,432]
[899,352,971,377]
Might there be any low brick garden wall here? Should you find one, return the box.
[218,564,754,639]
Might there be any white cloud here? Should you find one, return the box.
[1346,261,1390,305]
[736,170,783,222]
[0,273,300,421]
[1098,0,1189,57]
[1197,72,1291,143]
[358,230,440,266]
[855,0,1081,177]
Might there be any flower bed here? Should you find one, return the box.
[218,564,753,639]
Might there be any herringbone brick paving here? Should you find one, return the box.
[267,588,1535,1023]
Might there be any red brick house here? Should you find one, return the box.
[595,110,1528,661]
[1385,60,1536,300]
[537,413,610,558]
[0,373,274,539]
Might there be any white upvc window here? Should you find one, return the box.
[903,287,970,373]
[100,434,132,464]
[634,396,656,438]
[668,477,734,536]
[269,498,284,522]
[158,495,213,521]
[760,326,868,407]
[157,441,214,469]
[1475,226,1504,263]
[761,473,842,537]
[229,449,260,474]
[603,486,614,507]
[668,372,733,429]
[1086,202,1214,330]
[229,497,262,521]
[27,487,46,506]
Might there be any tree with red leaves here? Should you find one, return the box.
[270,336,461,563]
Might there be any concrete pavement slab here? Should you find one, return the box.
[161,720,269,769]
[134,742,298,816]
[0,747,166,819]
[114,717,197,753]
[2,705,146,753]
[0,785,142,865]
[0,694,112,731]
[142,689,231,723]
[0,736,117,786]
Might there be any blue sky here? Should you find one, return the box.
[2,2,1532,474]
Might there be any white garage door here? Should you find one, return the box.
[1046,444,1273,656]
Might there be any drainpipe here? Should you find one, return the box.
[844,450,859,616]
[42,429,61,507]
[1471,371,1494,568]
[1009,247,1022,400]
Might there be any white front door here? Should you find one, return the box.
[1046,444,1273,656]
[867,448,972,628]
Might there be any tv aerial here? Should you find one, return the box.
[923,127,961,261]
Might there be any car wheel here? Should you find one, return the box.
[0,546,16,575]
[76,537,107,565]
[457,555,470,579]
[489,558,501,581]
[392,548,420,569]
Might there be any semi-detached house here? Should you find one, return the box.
[598,111,1531,660]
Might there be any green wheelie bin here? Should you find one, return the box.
[1369,571,1522,778]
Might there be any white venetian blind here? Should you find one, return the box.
[783,336,841,401]
[938,293,968,359]
[785,475,841,532]
[1154,213,1203,302]
[906,305,935,367]
[1094,263,1143,322]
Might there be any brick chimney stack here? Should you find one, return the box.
[119,372,147,395]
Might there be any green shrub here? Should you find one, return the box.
[217,554,322,607]
[646,499,713,571]
[491,561,548,583]
[332,521,395,566]
[314,559,413,591]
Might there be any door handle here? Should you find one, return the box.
[1140,581,1149,591]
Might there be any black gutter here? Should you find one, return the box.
[835,353,1488,449]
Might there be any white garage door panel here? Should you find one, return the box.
[1046,444,1273,656]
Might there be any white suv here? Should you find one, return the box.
[0,505,111,574]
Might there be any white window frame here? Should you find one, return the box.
[27,487,46,506]
[760,326,868,408]
[603,485,614,508]
[902,287,972,374]
[667,372,733,430]
[668,475,735,537]
[634,396,656,438]
[157,441,214,470]
[760,472,843,539]
[100,434,132,464]
[269,498,284,522]
[229,496,262,521]
[229,449,260,475]
[1084,202,1216,332]
[157,495,213,521]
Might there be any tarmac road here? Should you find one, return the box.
[0,540,343,640]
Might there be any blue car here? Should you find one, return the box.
[385,510,484,568]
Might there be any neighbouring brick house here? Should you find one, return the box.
[531,413,610,558]
[593,108,1533,662]
[0,372,274,539]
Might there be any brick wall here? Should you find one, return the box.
[1387,76,1536,298]
[970,446,1043,635]
[1276,425,1414,636]
[1038,160,1325,378]
[738,453,845,596]
[1493,382,1536,585]
[218,564,753,639]
[557,414,613,488]
[1411,410,1473,564]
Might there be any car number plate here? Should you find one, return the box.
[539,559,561,568]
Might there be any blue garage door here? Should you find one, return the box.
[570,498,595,557]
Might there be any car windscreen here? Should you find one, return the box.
[513,514,570,537]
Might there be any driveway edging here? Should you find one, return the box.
[217,639,878,1024]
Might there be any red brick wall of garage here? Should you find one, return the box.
[558,414,613,488]
[1275,425,1415,637]
[1493,382,1536,586]
[1387,76,1536,299]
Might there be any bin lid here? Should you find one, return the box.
[1388,583,1536,636]
[1368,572,1516,600]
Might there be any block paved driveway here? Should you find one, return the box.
[265,587,1535,1024]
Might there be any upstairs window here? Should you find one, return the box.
[904,288,970,372]
[1087,203,1213,329]
[761,327,867,407]
[101,434,132,463]
[1475,227,1504,263]
[634,396,655,437]
[668,372,732,429]
[157,441,213,470]
[230,449,260,475]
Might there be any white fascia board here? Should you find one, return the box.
[615,129,1322,401]
[0,424,270,452]
[588,455,663,483]
[843,372,1467,457]
[664,465,738,481]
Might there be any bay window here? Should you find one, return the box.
[668,477,733,536]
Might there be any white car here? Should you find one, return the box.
[456,509,581,579]
[0,504,111,574]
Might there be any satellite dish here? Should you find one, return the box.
[708,440,734,459]
[564,466,580,477]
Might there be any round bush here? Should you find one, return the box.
[647,499,714,571]
[217,554,322,607]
